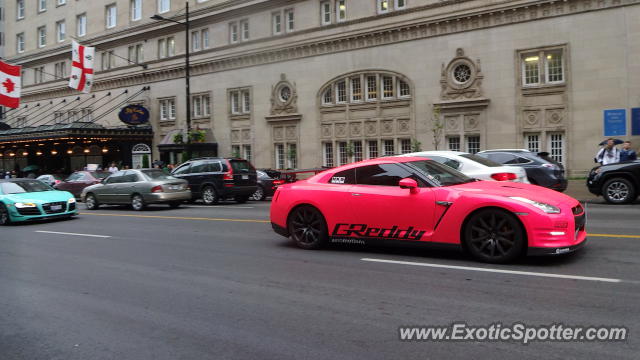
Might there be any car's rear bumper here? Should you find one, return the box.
[549,178,568,192]
[272,222,290,237]
[144,191,192,203]
[527,237,587,256]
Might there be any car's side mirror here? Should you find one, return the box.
[399,178,419,194]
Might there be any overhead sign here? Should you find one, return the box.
[603,109,626,136]
[632,108,640,136]
[118,104,149,125]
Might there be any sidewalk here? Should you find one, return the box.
[563,179,601,203]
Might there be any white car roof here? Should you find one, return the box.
[478,149,531,153]
[401,150,470,157]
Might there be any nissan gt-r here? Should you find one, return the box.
[270,157,586,263]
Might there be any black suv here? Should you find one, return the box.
[587,160,640,204]
[171,158,258,204]
[477,150,568,191]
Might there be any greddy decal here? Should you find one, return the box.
[332,223,426,241]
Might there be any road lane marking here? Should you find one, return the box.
[35,231,111,238]
[79,212,269,223]
[186,205,255,209]
[589,233,640,239]
[361,258,622,283]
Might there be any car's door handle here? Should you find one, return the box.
[352,193,362,196]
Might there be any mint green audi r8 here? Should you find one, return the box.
[0,179,78,225]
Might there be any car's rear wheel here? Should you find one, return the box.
[287,205,329,250]
[464,208,525,263]
[250,185,266,201]
[131,194,146,211]
[602,178,636,204]
[85,194,99,210]
[0,203,11,225]
[202,186,219,205]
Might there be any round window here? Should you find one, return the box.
[279,86,292,103]
[452,64,472,84]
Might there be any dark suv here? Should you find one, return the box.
[171,158,258,204]
[477,150,567,191]
[587,160,640,204]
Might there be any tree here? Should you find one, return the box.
[411,138,422,152]
[431,105,443,150]
[142,154,150,168]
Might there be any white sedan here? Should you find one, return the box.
[400,151,529,183]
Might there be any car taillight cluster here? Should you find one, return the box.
[223,160,234,187]
[151,185,164,193]
[490,172,517,181]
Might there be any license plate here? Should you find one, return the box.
[51,205,62,211]
[242,175,249,180]
[169,185,181,190]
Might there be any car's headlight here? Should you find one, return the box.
[509,196,560,214]
[68,198,76,203]
[14,202,37,208]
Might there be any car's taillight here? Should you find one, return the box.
[223,172,233,180]
[55,180,61,185]
[542,163,558,169]
[491,173,518,181]
[273,179,285,186]
[151,185,163,193]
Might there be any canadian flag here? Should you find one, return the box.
[0,61,22,109]
[69,41,95,93]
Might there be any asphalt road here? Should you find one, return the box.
[1,200,639,360]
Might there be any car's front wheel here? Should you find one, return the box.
[463,208,525,263]
[287,205,329,250]
[0,203,11,225]
[85,194,99,210]
[602,178,636,204]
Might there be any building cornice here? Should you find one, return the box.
[21,0,638,101]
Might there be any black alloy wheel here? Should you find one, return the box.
[85,194,99,210]
[464,209,525,263]
[0,203,10,225]
[202,186,219,205]
[602,178,636,204]
[287,206,329,250]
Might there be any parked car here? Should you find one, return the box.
[36,174,65,187]
[476,150,567,191]
[171,158,258,204]
[270,156,586,263]
[400,151,529,183]
[55,170,111,198]
[82,169,191,211]
[250,170,286,201]
[0,179,77,225]
[587,160,640,204]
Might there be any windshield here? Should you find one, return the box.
[406,160,474,187]
[141,170,177,181]
[459,153,503,167]
[91,171,111,179]
[1,180,53,194]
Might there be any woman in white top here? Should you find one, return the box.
[108,162,119,173]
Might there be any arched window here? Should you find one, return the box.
[132,143,152,154]
[319,71,411,107]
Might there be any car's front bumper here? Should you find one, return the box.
[8,204,78,222]
[143,191,192,203]
[528,237,588,256]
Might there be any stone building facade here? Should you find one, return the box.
[2,0,640,175]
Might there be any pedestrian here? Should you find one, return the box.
[595,138,620,165]
[108,162,119,173]
[620,141,637,162]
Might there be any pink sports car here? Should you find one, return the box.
[270,157,586,263]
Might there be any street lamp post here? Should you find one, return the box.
[152,1,191,160]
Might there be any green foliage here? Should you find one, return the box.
[180,151,191,164]
[431,105,443,150]
[173,133,184,144]
[189,129,206,143]
[411,138,422,152]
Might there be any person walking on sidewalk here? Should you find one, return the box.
[620,141,637,162]
[595,138,620,165]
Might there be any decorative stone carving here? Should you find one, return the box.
[273,127,284,141]
[321,124,332,138]
[464,114,479,131]
[335,123,347,137]
[445,115,460,131]
[381,120,394,135]
[231,130,241,143]
[523,110,541,128]
[398,119,410,134]
[546,108,564,125]
[241,129,251,141]
[350,122,362,137]
[285,126,297,140]
[440,48,484,100]
[270,74,298,115]
[365,121,377,136]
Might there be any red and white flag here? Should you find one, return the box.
[69,40,95,93]
[0,61,22,109]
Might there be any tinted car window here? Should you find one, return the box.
[329,168,356,184]
[230,160,254,172]
[205,161,222,172]
[406,160,473,187]
[105,171,125,184]
[515,156,532,164]
[483,153,517,164]
[75,173,88,181]
[427,155,461,170]
[172,164,191,175]
[65,173,82,181]
[355,164,414,186]
[122,171,141,183]
[459,154,502,167]
[91,171,111,179]
[142,170,178,181]
[1,180,52,194]
[190,161,208,173]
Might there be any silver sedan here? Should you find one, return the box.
[81,169,191,211]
